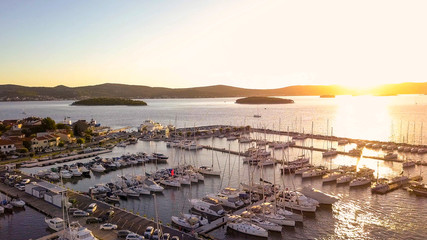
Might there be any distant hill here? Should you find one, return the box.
[0,82,426,101]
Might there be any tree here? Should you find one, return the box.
[41,117,56,131]
[56,123,70,130]
[58,141,65,147]
[77,138,85,144]
[73,121,89,137]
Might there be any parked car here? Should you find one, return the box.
[161,233,171,240]
[152,229,162,240]
[104,209,115,218]
[73,210,90,217]
[68,207,78,213]
[86,203,97,213]
[143,226,154,239]
[117,230,132,238]
[100,223,118,230]
[20,179,31,184]
[86,217,102,224]
[126,233,144,240]
[170,236,180,240]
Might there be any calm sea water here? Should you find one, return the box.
[2,96,427,240]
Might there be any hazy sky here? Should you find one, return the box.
[1,0,426,89]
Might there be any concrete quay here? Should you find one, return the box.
[21,149,112,168]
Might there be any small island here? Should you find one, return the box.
[320,95,335,98]
[71,98,147,106]
[235,96,294,104]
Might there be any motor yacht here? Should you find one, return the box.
[198,166,221,176]
[240,211,282,232]
[10,198,26,207]
[322,148,338,157]
[190,199,225,217]
[45,217,65,231]
[302,167,328,178]
[349,177,371,187]
[276,190,318,212]
[143,178,164,192]
[91,164,106,173]
[322,171,343,183]
[299,186,339,204]
[70,165,83,177]
[160,178,181,188]
[60,169,73,179]
[171,214,208,230]
[206,193,244,209]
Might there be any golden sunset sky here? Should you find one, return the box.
[1,0,426,89]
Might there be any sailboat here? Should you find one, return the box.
[198,138,221,176]
[323,122,338,157]
[227,215,268,238]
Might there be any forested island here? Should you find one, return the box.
[71,98,147,106]
[235,96,294,104]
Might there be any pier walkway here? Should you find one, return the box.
[21,149,112,168]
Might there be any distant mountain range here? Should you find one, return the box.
[0,82,426,101]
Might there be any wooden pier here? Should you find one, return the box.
[202,145,249,157]
[21,149,112,168]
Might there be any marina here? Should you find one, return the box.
[2,96,427,240]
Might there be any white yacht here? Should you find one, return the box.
[198,166,221,176]
[79,166,90,176]
[250,203,296,227]
[60,169,73,179]
[10,198,26,207]
[131,186,151,195]
[350,177,371,187]
[123,188,140,198]
[47,172,60,181]
[206,193,244,209]
[227,215,268,238]
[62,223,98,240]
[171,214,208,230]
[143,178,164,192]
[160,178,181,188]
[276,190,318,212]
[302,167,328,178]
[276,207,304,222]
[45,217,65,231]
[90,164,106,173]
[336,174,354,184]
[257,158,276,167]
[190,199,225,217]
[240,211,282,232]
[322,171,343,183]
[322,148,338,157]
[295,166,314,175]
[176,175,191,185]
[70,166,83,177]
[403,160,416,168]
[299,186,339,205]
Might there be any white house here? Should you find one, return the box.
[0,139,16,153]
